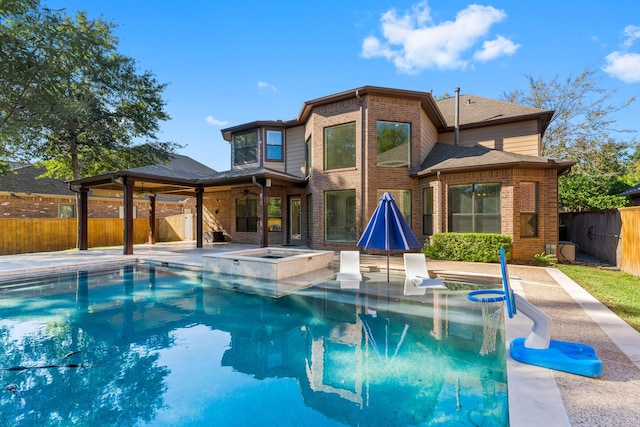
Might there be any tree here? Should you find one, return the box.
[503,68,637,211]
[0,2,179,179]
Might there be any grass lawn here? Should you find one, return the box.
[558,264,640,332]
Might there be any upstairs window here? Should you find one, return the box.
[324,122,356,170]
[377,121,410,167]
[233,130,258,165]
[266,130,283,161]
[305,136,312,177]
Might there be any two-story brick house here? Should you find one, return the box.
[213,86,572,260]
[72,85,572,260]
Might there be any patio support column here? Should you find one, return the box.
[79,187,89,250]
[196,186,203,248]
[148,195,156,244]
[123,177,134,255]
[262,180,268,248]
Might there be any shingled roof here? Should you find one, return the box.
[436,94,553,132]
[123,154,216,180]
[411,143,574,177]
[0,164,74,196]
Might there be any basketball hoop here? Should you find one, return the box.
[468,290,506,356]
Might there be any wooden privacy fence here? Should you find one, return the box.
[620,207,640,277]
[0,215,190,255]
[561,207,640,277]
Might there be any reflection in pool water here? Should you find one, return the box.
[0,265,508,426]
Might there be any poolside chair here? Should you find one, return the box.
[336,251,362,288]
[403,253,445,289]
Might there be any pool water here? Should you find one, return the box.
[0,265,508,426]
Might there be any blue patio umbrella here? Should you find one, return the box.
[357,192,421,281]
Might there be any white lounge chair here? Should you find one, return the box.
[336,251,362,288]
[403,253,446,289]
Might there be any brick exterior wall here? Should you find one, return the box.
[202,186,307,245]
[0,193,193,219]
[0,194,76,218]
[418,168,559,260]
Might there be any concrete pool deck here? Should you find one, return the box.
[1,241,639,426]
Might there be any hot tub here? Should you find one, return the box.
[202,247,335,280]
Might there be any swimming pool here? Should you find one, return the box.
[0,264,508,426]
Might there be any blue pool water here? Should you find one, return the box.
[0,264,508,426]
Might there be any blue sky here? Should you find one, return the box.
[49,0,640,172]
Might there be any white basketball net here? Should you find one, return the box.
[479,300,504,356]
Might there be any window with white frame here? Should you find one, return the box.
[58,203,76,218]
[265,130,283,161]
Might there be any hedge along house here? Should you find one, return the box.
[70,86,572,260]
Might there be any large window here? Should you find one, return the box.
[423,187,433,235]
[448,183,501,233]
[520,182,538,237]
[325,190,356,242]
[233,131,258,165]
[266,130,283,161]
[377,121,410,167]
[236,198,258,232]
[324,122,356,170]
[377,189,412,224]
[267,197,282,231]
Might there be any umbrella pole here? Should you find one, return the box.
[387,250,390,282]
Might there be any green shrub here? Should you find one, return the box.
[423,233,512,262]
[532,252,557,266]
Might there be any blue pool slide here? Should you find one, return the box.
[484,248,603,378]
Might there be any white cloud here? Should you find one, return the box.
[603,51,640,83]
[361,1,517,73]
[257,81,278,92]
[623,25,640,47]
[474,35,520,61]
[205,115,228,126]
[602,25,640,83]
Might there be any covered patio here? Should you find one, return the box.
[68,155,307,254]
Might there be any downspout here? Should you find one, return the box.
[252,175,266,247]
[454,87,460,145]
[357,90,365,237]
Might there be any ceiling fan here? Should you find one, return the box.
[241,187,259,196]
